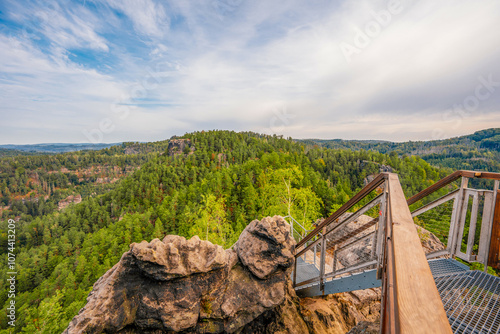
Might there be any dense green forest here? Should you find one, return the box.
[301,128,500,172]
[0,130,489,333]
[0,142,171,224]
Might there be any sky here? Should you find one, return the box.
[0,0,499,144]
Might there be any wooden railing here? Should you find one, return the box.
[408,170,500,270]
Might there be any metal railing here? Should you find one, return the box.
[284,215,314,243]
[293,173,386,290]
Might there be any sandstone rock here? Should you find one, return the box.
[237,280,310,334]
[416,225,446,254]
[130,235,232,281]
[235,216,294,279]
[64,213,409,334]
[167,139,194,156]
[347,321,380,334]
[299,288,381,334]
[323,213,377,270]
[64,216,295,334]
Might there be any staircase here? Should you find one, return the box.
[290,170,500,333]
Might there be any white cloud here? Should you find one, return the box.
[104,0,169,37]
[154,0,500,141]
[1,0,500,143]
[0,35,128,143]
[5,0,109,52]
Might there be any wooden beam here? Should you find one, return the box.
[410,189,459,217]
[408,170,500,207]
[384,174,452,333]
[460,170,500,180]
[488,189,500,269]
[407,171,462,206]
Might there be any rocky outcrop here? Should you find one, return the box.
[416,225,447,254]
[361,161,394,186]
[347,321,380,334]
[238,282,381,334]
[58,194,82,210]
[299,288,381,334]
[167,139,194,156]
[64,216,297,334]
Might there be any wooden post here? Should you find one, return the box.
[465,191,479,261]
[488,188,500,269]
[448,177,468,256]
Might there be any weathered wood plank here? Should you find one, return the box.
[386,174,452,333]
[410,189,458,217]
[460,170,500,180]
[465,191,479,259]
[488,189,500,269]
[407,171,462,206]
[478,191,494,263]
[447,178,468,254]
[407,170,500,207]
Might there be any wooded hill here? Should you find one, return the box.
[300,128,500,172]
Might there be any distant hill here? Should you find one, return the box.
[299,128,500,172]
[0,142,121,154]
[0,148,39,157]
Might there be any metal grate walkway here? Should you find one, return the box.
[295,256,319,285]
[428,258,470,278]
[431,259,500,334]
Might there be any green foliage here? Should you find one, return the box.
[189,194,234,248]
[258,166,323,228]
[0,141,170,223]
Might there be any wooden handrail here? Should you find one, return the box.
[382,174,452,333]
[299,170,500,250]
[407,170,500,206]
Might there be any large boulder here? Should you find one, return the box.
[235,216,295,279]
[63,216,297,334]
[130,235,232,281]
[299,288,381,334]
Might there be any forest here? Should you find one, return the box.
[301,128,500,172]
[0,130,494,333]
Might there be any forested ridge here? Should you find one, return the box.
[0,141,169,223]
[0,130,462,333]
[301,128,500,172]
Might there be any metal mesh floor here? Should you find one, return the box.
[295,256,319,285]
[432,261,500,334]
[429,258,470,278]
